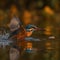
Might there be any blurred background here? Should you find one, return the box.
[0,0,60,60]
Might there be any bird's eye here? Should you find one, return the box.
[29,29,33,31]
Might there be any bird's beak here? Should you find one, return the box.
[35,28,45,31]
[35,28,41,31]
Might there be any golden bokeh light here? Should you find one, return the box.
[23,10,32,25]
[44,26,52,35]
[44,6,54,15]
